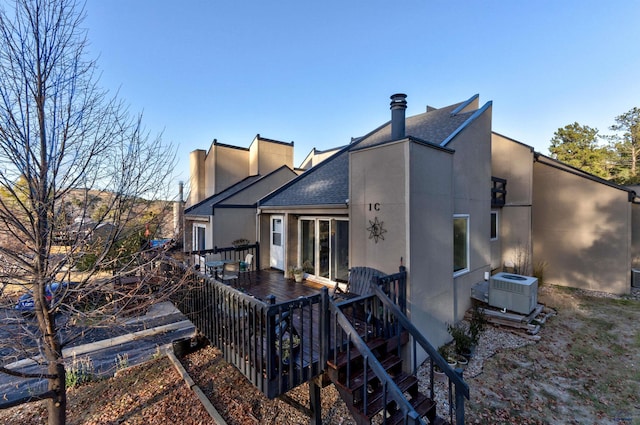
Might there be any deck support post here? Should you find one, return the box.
[308,376,322,425]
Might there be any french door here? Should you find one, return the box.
[300,218,348,282]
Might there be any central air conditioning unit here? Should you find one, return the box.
[632,269,640,288]
[489,272,538,315]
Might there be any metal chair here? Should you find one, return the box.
[240,254,253,282]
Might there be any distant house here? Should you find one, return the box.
[184,135,298,252]
[188,134,295,207]
[184,165,298,251]
[184,133,340,253]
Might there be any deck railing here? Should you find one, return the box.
[330,297,424,424]
[370,283,469,425]
[330,268,467,425]
[172,262,467,423]
[173,271,328,399]
[186,242,260,272]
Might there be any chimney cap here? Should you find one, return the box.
[390,93,407,110]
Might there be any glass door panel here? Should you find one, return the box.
[332,220,349,282]
[301,219,315,274]
[318,220,330,278]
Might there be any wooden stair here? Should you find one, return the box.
[326,335,448,425]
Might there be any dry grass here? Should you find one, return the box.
[0,356,211,425]
[466,286,640,424]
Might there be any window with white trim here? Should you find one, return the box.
[453,215,469,275]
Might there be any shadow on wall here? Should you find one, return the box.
[534,196,630,295]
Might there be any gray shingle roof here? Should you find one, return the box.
[354,101,473,149]
[260,146,350,206]
[259,96,483,208]
[185,175,263,216]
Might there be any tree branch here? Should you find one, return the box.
[0,366,57,380]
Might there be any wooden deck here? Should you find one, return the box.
[171,260,468,424]
[215,268,329,302]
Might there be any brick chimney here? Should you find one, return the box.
[390,93,407,140]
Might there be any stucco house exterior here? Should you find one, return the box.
[185,135,298,252]
[188,134,295,207]
[184,165,298,251]
[257,94,493,349]
[184,92,640,361]
[184,134,344,253]
[491,132,640,295]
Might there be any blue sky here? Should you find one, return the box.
[83,1,640,190]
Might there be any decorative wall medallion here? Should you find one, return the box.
[367,216,387,243]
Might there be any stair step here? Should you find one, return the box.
[385,393,437,425]
[327,337,388,370]
[353,372,419,420]
[332,355,403,395]
[385,330,409,353]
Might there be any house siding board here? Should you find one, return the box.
[350,130,488,361]
[633,203,640,270]
[447,105,493,319]
[349,141,408,273]
[210,144,250,198]
[491,133,535,273]
[249,136,295,177]
[498,206,532,270]
[189,149,207,206]
[492,133,534,206]
[213,208,256,247]
[407,141,456,356]
[533,161,631,294]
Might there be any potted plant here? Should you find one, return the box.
[469,304,488,346]
[276,334,300,365]
[447,322,474,359]
[436,344,455,374]
[232,238,250,249]
[302,259,314,274]
[288,266,304,282]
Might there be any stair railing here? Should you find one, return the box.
[371,284,470,425]
[330,300,425,425]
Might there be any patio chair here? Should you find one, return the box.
[332,266,386,299]
[221,262,239,285]
[239,254,253,282]
[332,267,387,329]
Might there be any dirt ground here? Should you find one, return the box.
[466,286,640,425]
[1,285,639,424]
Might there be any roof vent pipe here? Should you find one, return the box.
[390,93,407,140]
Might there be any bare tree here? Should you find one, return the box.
[0,1,186,424]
